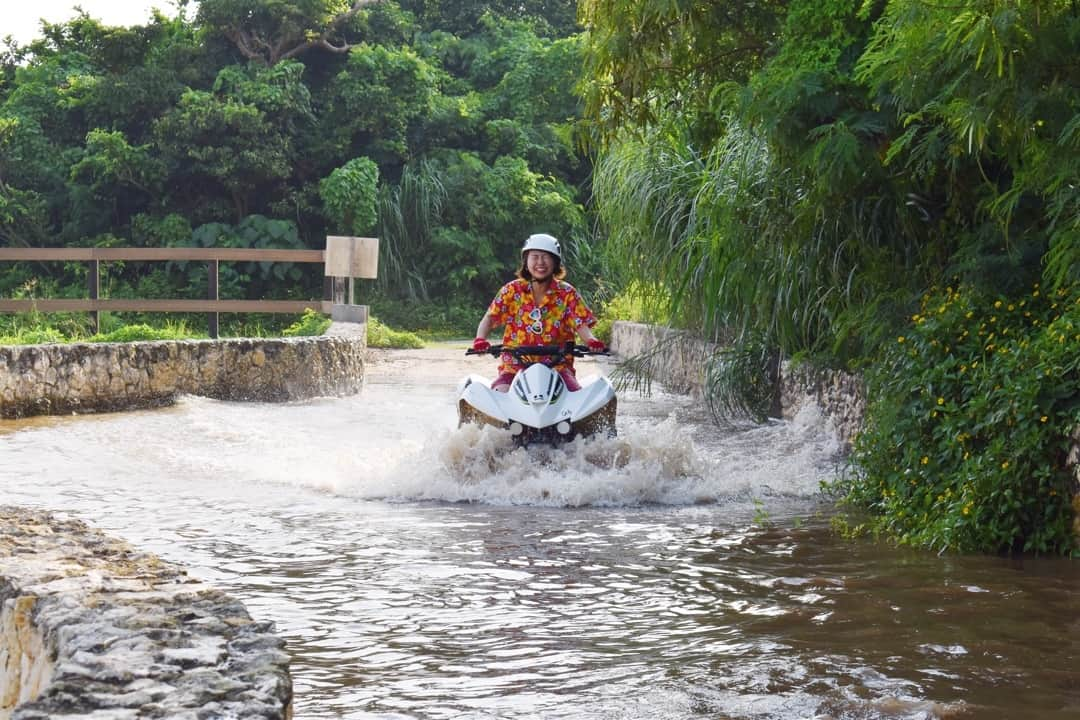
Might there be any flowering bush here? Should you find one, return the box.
[831,284,1080,554]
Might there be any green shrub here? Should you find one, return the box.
[367,317,425,348]
[830,284,1080,555]
[282,309,331,337]
[88,322,197,342]
[0,327,67,345]
[368,296,476,340]
[594,280,672,342]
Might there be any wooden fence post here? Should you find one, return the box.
[208,259,219,338]
[87,259,100,334]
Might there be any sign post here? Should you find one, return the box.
[324,236,378,324]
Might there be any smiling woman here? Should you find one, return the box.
[5,0,193,45]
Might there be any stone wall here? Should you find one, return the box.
[777,361,866,450]
[0,506,292,720]
[0,333,366,419]
[609,321,865,444]
[608,322,717,396]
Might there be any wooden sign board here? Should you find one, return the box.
[325,236,379,279]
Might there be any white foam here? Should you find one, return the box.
[328,409,840,508]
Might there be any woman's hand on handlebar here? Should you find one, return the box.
[473,337,491,353]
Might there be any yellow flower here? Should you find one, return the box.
[1040,416,1048,423]
[994,300,1002,309]
[921,456,929,465]
[937,397,944,405]
[897,336,905,343]
[1001,461,1010,470]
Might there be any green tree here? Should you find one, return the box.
[0,116,60,248]
[856,0,1080,293]
[400,0,580,36]
[0,0,594,338]
[429,150,582,295]
[320,156,379,235]
[69,129,166,232]
[153,62,313,223]
[579,0,787,146]
[318,43,437,167]
[197,0,384,65]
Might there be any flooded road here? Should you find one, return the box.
[2,344,1078,719]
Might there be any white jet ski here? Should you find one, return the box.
[458,343,617,446]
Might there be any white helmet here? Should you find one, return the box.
[521,233,561,259]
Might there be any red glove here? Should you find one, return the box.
[473,337,491,352]
[586,338,606,353]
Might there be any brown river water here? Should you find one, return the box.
[2,344,1078,719]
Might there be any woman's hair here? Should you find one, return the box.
[516,251,566,281]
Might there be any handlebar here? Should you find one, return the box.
[465,342,609,358]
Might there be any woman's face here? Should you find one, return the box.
[525,250,555,280]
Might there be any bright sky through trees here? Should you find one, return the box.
[5,0,193,45]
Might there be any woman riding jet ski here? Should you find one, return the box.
[458,233,616,445]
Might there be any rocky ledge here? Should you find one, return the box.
[0,506,292,719]
[0,333,366,420]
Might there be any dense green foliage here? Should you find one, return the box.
[367,316,425,347]
[831,285,1080,553]
[282,308,332,336]
[0,0,590,335]
[584,0,1079,362]
[580,0,1080,553]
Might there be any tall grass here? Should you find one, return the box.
[377,160,446,302]
[593,121,935,421]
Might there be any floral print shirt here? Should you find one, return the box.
[487,278,597,374]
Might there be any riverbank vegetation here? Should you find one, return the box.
[833,285,1080,554]
[579,0,1079,554]
[2,0,1078,553]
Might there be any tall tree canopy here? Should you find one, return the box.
[197,0,384,65]
[0,1,590,309]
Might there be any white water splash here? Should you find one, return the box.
[329,405,841,508]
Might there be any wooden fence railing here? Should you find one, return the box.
[0,238,377,338]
